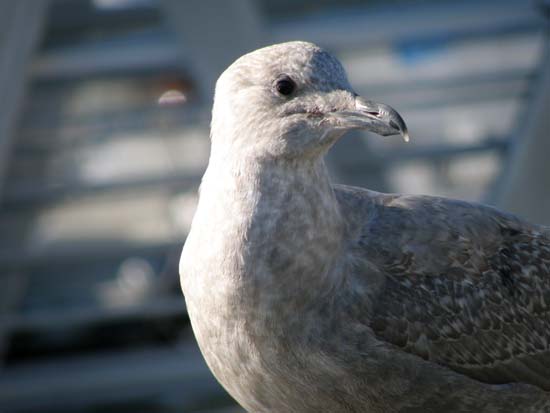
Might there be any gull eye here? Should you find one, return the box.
[275,76,296,96]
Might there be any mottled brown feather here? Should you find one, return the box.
[335,184,550,391]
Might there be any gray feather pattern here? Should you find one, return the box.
[334,185,550,390]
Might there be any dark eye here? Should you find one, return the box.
[275,76,296,96]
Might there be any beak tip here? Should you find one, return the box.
[402,131,410,143]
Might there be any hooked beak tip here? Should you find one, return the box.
[352,96,409,142]
[327,95,410,143]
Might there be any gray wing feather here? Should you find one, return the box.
[335,184,550,391]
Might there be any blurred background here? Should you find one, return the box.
[0,0,549,412]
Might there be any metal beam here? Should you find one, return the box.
[0,297,186,333]
[33,28,184,80]
[0,345,231,412]
[0,240,180,272]
[495,39,550,225]
[0,172,201,210]
[0,0,49,198]
[271,0,542,50]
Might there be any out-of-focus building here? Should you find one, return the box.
[0,1,548,412]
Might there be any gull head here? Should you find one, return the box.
[211,41,408,160]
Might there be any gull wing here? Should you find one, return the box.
[335,185,550,391]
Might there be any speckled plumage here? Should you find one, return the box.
[180,42,550,412]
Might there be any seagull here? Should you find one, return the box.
[180,41,550,413]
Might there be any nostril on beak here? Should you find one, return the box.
[366,111,380,117]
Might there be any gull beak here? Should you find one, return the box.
[331,95,409,142]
